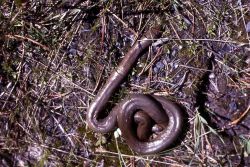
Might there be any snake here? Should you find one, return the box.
[87,26,183,154]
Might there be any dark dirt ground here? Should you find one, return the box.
[0,0,250,166]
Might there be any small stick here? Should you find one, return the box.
[229,105,250,126]
[5,34,50,51]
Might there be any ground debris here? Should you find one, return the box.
[0,0,249,166]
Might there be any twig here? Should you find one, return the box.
[139,46,163,75]
[139,37,249,46]
[52,116,75,147]
[106,9,137,36]
[229,105,250,126]
[93,66,105,93]
[5,34,50,51]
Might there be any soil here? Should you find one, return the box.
[0,0,249,166]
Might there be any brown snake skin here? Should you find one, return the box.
[87,26,183,154]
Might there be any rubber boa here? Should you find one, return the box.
[87,26,183,154]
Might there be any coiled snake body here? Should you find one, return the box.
[87,26,183,154]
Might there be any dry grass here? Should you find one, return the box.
[0,0,249,166]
